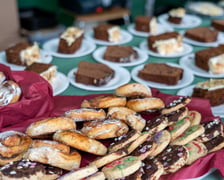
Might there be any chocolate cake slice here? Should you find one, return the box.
[211,19,224,32]
[184,27,218,42]
[103,45,139,63]
[138,63,183,85]
[168,8,185,24]
[135,15,157,34]
[75,61,115,86]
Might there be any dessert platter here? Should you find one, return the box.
[42,39,96,58]
[131,63,194,89]
[139,40,193,58]
[93,46,148,67]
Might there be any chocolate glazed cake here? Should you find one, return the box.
[103,45,139,63]
[75,61,115,86]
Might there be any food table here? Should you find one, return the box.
[1,14,224,180]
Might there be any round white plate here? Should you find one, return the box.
[179,54,224,78]
[185,168,217,180]
[51,72,69,96]
[85,30,133,45]
[127,23,173,37]
[131,63,194,89]
[67,65,131,91]
[139,41,193,58]
[92,46,148,67]
[177,85,224,118]
[158,14,202,29]
[0,51,52,71]
[42,39,96,58]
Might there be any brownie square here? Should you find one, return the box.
[211,19,224,32]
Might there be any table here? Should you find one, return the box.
[48,18,223,180]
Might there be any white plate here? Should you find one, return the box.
[177,85,224,118]
[158,14,202,29]
[67,65,131,91]
[0,51,52,71]
[131,63,194,89]
[179,54,224,78]
[139,41,193,58]
[92,46,148,67]
[127,23,173,37]
[42,39,96,58]
[51,72,69,96]
[85,30,133,45]
[184,168,217,180]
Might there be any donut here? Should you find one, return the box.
[196,118,223,142]
[115,83,152,99]
[171,124,205,146]
[108,130,141,153]
[53,130,107,156]
[126,97,165,112]
[23,147,81,170]
[81,95,126,109]
[90,148,128,168]
[0,80,22,106]
[0,159,63,180]
[64,108,106,122]
[0,131,32,165]
[150,130,171,157]
[156,145,189,174]
[25,116,76,138]
[161,96,191,114]
[107,107,146,131]
[58,165,98,180]
[203,135,224,153]
[0,72,6,84]
[184,141,207,165]
[168,118,191,141]
[185,110,201,126]
[31,140,70,153]
[81,119,129,139]
[142,158,164,180]
[102,156,142,179]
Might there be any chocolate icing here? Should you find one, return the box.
[204,135,224,151]
[165,107,186,123]
[200,119,222,140]
[165,97,189,109]
[142,158,158,179]
[131,138,153,156]
[143,115,167,131]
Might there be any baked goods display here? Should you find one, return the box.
[93,24,120,42]
[211,19,224,31]
[75,61,115,86]
[5,42,41,66]
[184,27,218,42]
[135,15,157,34]
[103,45,139,63]
[147,32,183,55]
[192,79,224,106]
[57,27,84,54]
[168,8,186,24]
[138,63,183,85]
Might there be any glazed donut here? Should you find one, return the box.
[0,131,32,159]
[0,80,22,106]
[31,140,70,153]
[161,96,191,115]
[115,83,152,99]
[53,130,107,156]
[64,108,106,122]
[126,97,165,112]
[107,107,146,131]
[0,72,6,84]
[81,119,129,139]
[25,116,76,138]
[23,147,81,170]
[81,95,126,109]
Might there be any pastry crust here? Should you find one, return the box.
[53,130,107,156]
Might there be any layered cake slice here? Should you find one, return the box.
[138,63,183,85]
[58,27,84,54]
[184,27,218,42]
[211,19,224,32]
[147,32,183,55]
[6,42,40,66]
[93,24,120,42]
[195,44,224,74]
[135,15,157,34]
[25,62,57,84]
[103,45,139,63]
[168,7,186,24]
[75,61,115,86]
[192,79,224,106]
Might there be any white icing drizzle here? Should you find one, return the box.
[108,26,121,42]
[195,79,224,91]
[60,27,84,46]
